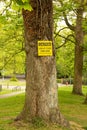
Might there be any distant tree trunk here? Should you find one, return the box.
[16,0,69,127]
[58,0,84,95]
[72,6,84,95]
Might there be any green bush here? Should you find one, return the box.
[82,78,87,85]
[57,78,73,84]
[57,79,62,83]
[10,75,18,81]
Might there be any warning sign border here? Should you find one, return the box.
[38,40,53,56]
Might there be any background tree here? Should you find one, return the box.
[0,5,25,76]
[54,0,87,95]
[73,0,84,95]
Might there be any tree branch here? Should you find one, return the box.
[0,0,12,15]
[1,49,24,70]
[58,0,75,31]
[55,34,75,49]
[54,27,69,39]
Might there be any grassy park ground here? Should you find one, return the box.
[0,81,87,130]
[58,86,87,130]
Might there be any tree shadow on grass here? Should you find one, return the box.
[83,127,87,130]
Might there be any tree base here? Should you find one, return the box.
[49,108,70,127]
[72,91,84,96]
[15,108,70,128]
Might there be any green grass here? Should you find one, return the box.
[0,89,12,95]
[0,86,87,130]
[0,93,25,130]
[58,86,87,129]
[0,93,67,130]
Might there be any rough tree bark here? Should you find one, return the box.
[16,0,69,127]
[73,4,84,95]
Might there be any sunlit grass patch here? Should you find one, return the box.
[0,93,69,130]
[0,89,12,95]
[58,86,87,127]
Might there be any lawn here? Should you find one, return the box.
[58,86,87,130]
[0,86,87,130]
[0,89,13,95]
[0,93,68,130]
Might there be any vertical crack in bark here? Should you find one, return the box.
[38,0,42,26]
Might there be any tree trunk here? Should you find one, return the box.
[16,0,69,127]
[73,6,84,95]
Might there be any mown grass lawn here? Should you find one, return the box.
[58,86,87,130]
[0,86,87,130]
[0,93,68,130]
[0,89,13,95]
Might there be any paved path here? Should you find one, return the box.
[0,83,71,99]
[0,91,25,99]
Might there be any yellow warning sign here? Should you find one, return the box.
[38,41,53,56]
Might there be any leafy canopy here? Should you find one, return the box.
[12,0,32,11]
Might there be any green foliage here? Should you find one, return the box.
[1,0,87,79]
[58,77,87,85]
[0,15,6,24]
[0,8,25,76]
[54,0,76,25]
[57,79,62,83]
[54,1,75,78]
[54,0,87,79]
[82,19,87,32]
[10,75,18,81]
[61,78,73,84]
[56,42,74,78]
[11,0,32,11]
